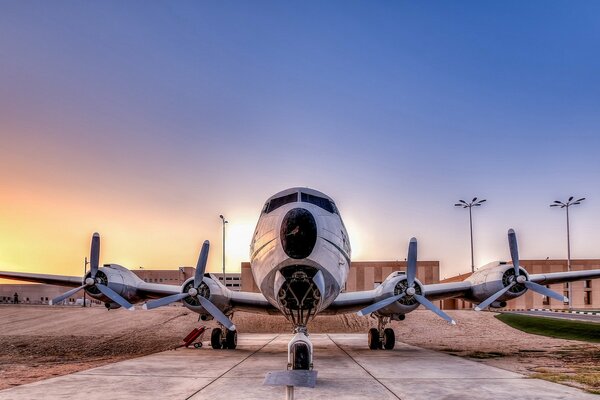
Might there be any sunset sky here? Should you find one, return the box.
[1,1,600,283]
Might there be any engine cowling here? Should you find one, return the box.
[466,262,528,305]
[371,272,424,317]
[84,264,143,305]
[180,276,231,318]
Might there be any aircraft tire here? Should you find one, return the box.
[291,343,311,370]
[382,328,395,350]
[211,327,223,349]
[225,329,237,349]
[368,328,380,350]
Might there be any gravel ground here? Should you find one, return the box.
[1,305,598,392]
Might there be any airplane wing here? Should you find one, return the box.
[326,281,472,314]
[0,270,82,287]
[529,269,600,285]
[228,290,279,315]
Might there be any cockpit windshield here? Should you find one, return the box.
[301,192,337,214]
[264,193,298,213]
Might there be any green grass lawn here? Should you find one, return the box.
[495,313,600,343]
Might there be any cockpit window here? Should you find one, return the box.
[301,192,336,214]
[265,193,298,213]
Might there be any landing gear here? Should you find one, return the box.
[211,327,223,349]
[225,329,237,349]
[368,316,397,350]
[288,327,313,370]
[210,326,238,349]
[368,328,380,350]
[382,328,395,350]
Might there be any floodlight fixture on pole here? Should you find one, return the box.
[219,214,228,282]
[454,197,487,274]
[550,196,586,310]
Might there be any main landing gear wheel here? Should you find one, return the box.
[368,328,380,350]
[382,328,395,350]
[211,327,223,349]
[224,329,237,349]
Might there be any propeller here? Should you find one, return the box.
[143,241,236,331]
[357,238,456,325]
[50,233,135,310]
[475,229,567,311]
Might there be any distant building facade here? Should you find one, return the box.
[241,260,440,292]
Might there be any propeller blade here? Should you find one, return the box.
[414,294,456,325]
[313,270,326,299]
[356,293,405,317]
[90,232,100,278]
[474,282,516,311]
[96,283,135,311]
[407,238,417,287]
[507,229,520,277]
[143,292,190,310]
[524,281,567,302]
[194,240,210,287]
[197,296,236,331]
[49,284,86,306]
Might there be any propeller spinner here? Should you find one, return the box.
[50,233,135,310]
[143,241,236,331]
[475,229,567,311]
[357,238,456,325]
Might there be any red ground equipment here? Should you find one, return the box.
[181,326,207,348]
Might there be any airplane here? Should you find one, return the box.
[2,187,600,370]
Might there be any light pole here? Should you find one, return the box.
[550,196,586,310]
[219,214,228,283]
[454,197,487,274]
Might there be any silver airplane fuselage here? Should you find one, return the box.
[249,188,351,326]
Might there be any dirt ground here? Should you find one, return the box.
[1,305,598,393]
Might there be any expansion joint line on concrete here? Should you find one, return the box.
[326,334,401,400]
[184,334,281,400]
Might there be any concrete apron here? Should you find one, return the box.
[0,333,596,400]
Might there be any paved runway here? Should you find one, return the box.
[0,334,596,400]
[508,310,600,323]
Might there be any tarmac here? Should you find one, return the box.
[0,333,596,400]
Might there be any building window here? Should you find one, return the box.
[584,280,592,289]
[585,291,592,305]
[564,282,569,289]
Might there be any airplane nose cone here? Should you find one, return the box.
[280,208,317,259]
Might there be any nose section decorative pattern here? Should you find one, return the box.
[280,208,317,259]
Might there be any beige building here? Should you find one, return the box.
[240,261,440,292]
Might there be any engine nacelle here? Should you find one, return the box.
[371,272,423,317]
[84,264,144,305]
[466,262,528,304]
[180,275,231,318]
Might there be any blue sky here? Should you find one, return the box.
[1,1,599,278]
